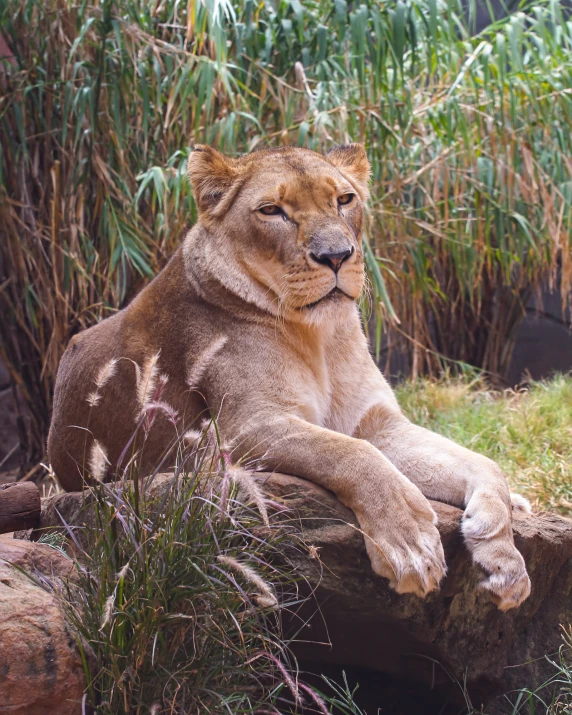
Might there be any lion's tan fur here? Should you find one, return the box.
[48,144,530,609]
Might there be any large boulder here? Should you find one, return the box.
[0,537,86,715]
[32,473,572,709]
[262,474,572,708]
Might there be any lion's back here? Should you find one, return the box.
[48,249,219,490]
[48,313,128,490]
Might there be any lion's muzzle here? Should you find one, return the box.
[309,245,354,273]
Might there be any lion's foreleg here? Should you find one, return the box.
[230,413,447,597]
[358,407,531,610]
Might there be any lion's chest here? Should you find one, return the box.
[297,383,331,428]
[294,352,374,437]
[283,316,395,437]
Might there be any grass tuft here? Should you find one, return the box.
[43,416,372,714]
[57,439,314,713]
[396,373,572,514]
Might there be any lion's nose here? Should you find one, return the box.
[310,246,354,273]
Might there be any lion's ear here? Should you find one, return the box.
[188,145,241,220]
[325,144,370,200]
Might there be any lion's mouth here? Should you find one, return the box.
[301,287,353,310]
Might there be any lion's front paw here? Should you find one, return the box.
[510,492,532,514]
[471,538,531,610]
[463,491,531,610]
[360,489,447,598]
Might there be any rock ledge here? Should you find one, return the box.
[30,472,572,706]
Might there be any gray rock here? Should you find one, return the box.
[260,473,572,708]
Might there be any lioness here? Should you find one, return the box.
[48,144,531,609]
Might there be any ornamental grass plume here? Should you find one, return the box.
[186,335,228,390]
[226,463,270,528]
[56,422,336,714]
[217,554,278,608]
[86,359,118,408]
[99,593,115,631]
[135,352,161,410]
[88,440,109,482]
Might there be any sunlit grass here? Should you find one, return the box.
[395,373,572,514]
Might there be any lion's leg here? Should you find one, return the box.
[230,413,447,597]
[357,406,531,610]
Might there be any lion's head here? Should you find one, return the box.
[187,144,370,324]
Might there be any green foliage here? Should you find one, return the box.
[60,448,314,713]
[49,420,375,714]
[396,372,572,513]
[1,0,572,464]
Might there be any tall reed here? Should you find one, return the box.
[1,0,571,465]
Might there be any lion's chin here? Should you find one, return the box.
[294,288,357,325]
[297,287,353,311]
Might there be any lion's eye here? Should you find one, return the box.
[337,193,355,206]
[259,204,283,216]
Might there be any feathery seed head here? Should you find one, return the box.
[136,351,161,410]
[217,554,278,608]
[117,563,130,580]
[100,593,115,630]
[186,335,227,389]
[229,466,270,527]
[142,400,179,426]
[89,440,109,482]
[183,429,202,446]
[94,358,118,390]
[86,358,118,408]
[86,391,102,407]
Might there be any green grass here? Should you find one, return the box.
[63,472,303,713]
[53,420,367,715]
[395,373,572,514]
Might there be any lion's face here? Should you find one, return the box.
[188,144,370,324]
